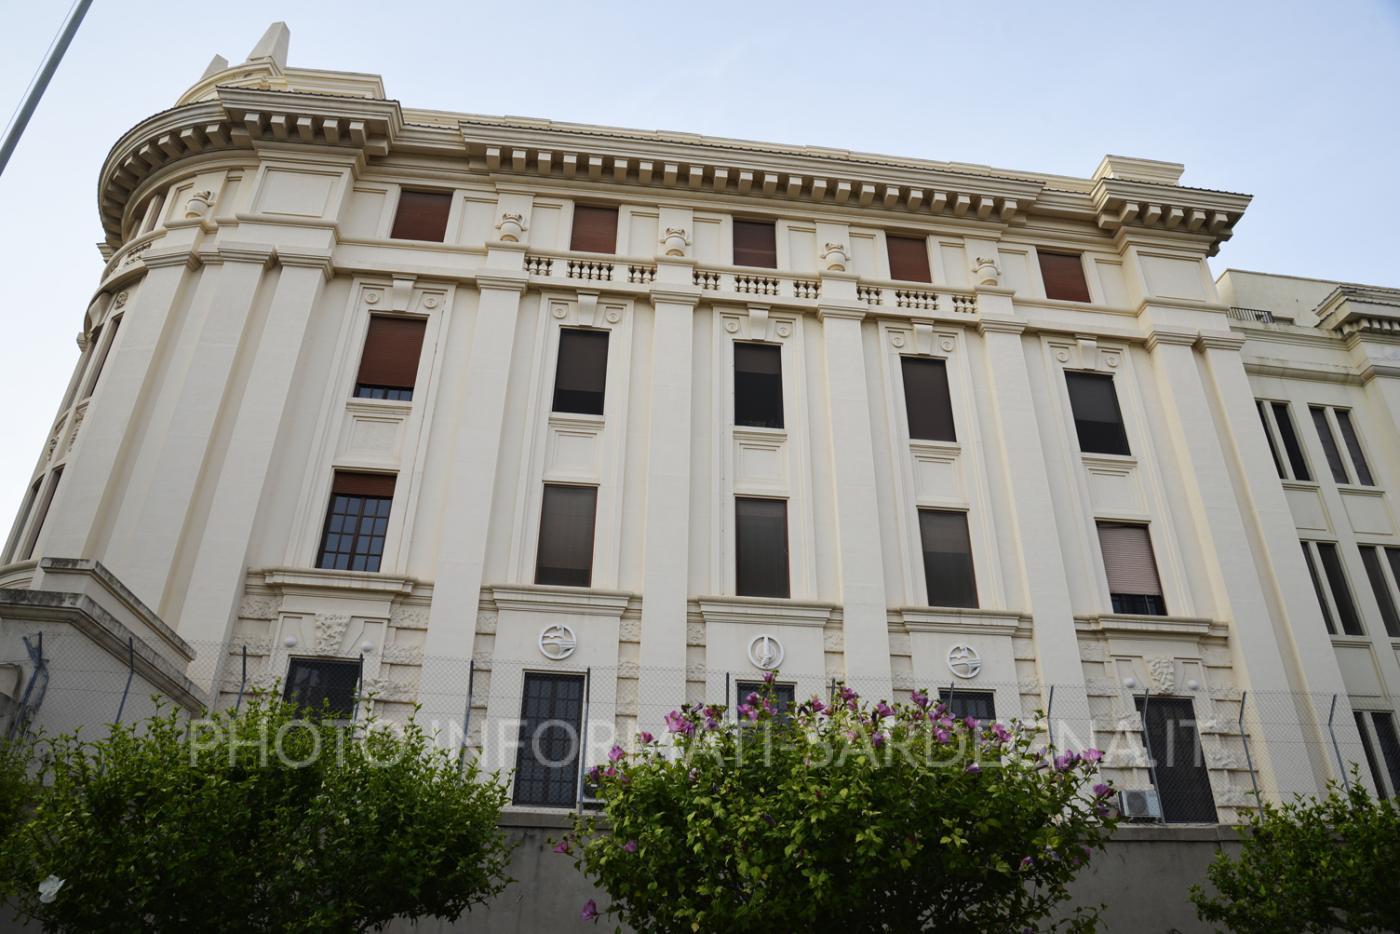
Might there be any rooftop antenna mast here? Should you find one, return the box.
[0,0,95,179]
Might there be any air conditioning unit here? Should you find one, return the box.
[1118,788,1163,821]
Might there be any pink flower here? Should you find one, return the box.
[746,691,761,706]
[876,701,895,719]
[608,744,625,762]
[664,710,694,736]
[911,689,930,709]
[704,716,719,730]
[762,670,776,684]
[581,899,599,921]
[553,838,571,855]
[811,697,826,714]
[1019,856,1034,871]
[1093,782,1112,798]
[737,703,757,721]
[992,723,1012,743]
[639,731,654,744]
[964,715,977,731]
[622,839,638,854]
[604,766,616,778]
[587,765,602,783]
[872,732,887,748]
[1083,747,1103,763]
[965,762,981,775]
[1054,751,1077,772]
[935,728,951,744]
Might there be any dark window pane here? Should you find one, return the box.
[355,316,426,399]
[919,510,978,608]
[570,206,618,254]
[939,689,996,723]
[553,329,609,415]
[1098,522,1165,615]
[317,473,395,572]
[283,658,360,716]
[1371,712,1400,799]
[536,485,598,587]
[887,235,932,283]
[1066,372,1130,455]
[733,220,777,268]
[1316,542,1364,635]
[1311,407,1350,484]
[1271,402,1311,482]
[734,343,784,429]
[1302,543,1337,635]
[901,358,956,442]
[513,673,585,807]
[1335,410,1374,486]
[21,467,63,562]
[1110,594,1168,615]
[389,189,452,242]
[1136,696,1217,823]
[1256,401,1285,479]
[1038,251,1091,302]
[736,681,796,718]
[1361,547,1400,637]
[736,497,789,598]
[1355,712,1388,799]
[83,316,121,401]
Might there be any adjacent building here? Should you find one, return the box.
[2,23,1398,821]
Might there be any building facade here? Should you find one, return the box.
[2,24,1398,821]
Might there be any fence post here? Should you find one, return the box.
[1045,684,1056,749]
[458,658,476,770]
[1326,693,1351,790]
[1139,688,1162,802]
[234,644,249,712]
[576,666,592,811]
[7,633,48,741]
[114,636,135,724]
[1237,689,1260,801]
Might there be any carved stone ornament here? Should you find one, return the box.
[314,614,351,656]
[1147,656,1176,694]
[113,291,129,309]
[184,189,215,219]
[973,256,1001,287]
[947,644,983,679]
[821,242,850,272]
[496,212,527,242]
[538,624,577,660]
[748,634,784,671]
[660,227,691,257]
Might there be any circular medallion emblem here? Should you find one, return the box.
[947,643,982,679]
[538,624,577,660]
[747,634,785,671]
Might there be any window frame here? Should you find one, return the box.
[1097,521,1167,616]
[1359,544,1400,638]
[732,219,778,269]
[1037,250,1092,303]
[1354,709,1400,799]
[283,657,362,718]
[733,341,785,430]
[1302,540,1365,636]
[900,356,957,443]
[569,204,620,255]
[1256,399,1312,482]
[353,314,427,402]
[388,188,453,243]
[315,472,396,573]
[534,483,599,588]
[917,508,978,609]
[886,234,933,283]
[551,328,610,416]
[735,496,790,599]
[1065,371,1132,457]
[512,671,587,807]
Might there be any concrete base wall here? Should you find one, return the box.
[393,815,1240,934]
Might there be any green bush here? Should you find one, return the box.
[1,697,513,933]
[1191,773,1400,933]
[565,676,1116,932]
[0,735,34,855]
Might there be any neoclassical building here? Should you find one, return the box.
[2,24,1397,822]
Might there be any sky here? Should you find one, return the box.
[0,0,1398,530]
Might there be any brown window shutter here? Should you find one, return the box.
[1097,523,1162,595]
[332,471,396,498]
[887,235,932,282]
[389,190,452,242]
[569,206,619,254]
[733,220,777,268]
[1038,251,1091,302]
[356,317,426,391]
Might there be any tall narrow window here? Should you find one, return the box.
[1259,401,1311,482]
[939,689,996,723]
[1371,711,1400,799]
[734,343,784,429]
[918,509,978,608]
[1334,410,1374,486]
[389,189,452,242]
[1256,401,1285,478]
[1314,541,1364,636]
[5,477,43,563]
[1354,710,1388,799]
[886,235,931,283]
[552,330,609,415]
[1097,522,1165,615]
[735,497,789,598]
[535,485,598,587]
[82,317,121,401]
[1311,407,1350,484]
[316,472,394,572]
[1301,542,1337,635]
[284,658,360,717]
[569,205,619,254]
[513,672,585,807]
[1360,546,1400,637]
[1038,251,1091,302]
[901,357,956,442]
[733,220,777,268]
[1136,696,1217,823]
[354,316,426,401]
[1066,372,1130,456]
[21,467,62,562]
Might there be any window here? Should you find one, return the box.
[886,235,931,283]
[940,689,996,723]
[354,316,426,401]
[900,358,956,442]
[4,477,43,563]
[1335,409,1375,486]
[734,343,784,429]
[1256,400,1311,482]
[389,189,452,242]
[1038,251,1091,302]
[21,467,62,562]
[1136,696,1217,822]
[1097,522,1165,615]
[535,485,598,587]
[1065,372,1131,456]
[1360,546,1400,637]
[735,497,789,598]
[1354,710,1400,799]
[1354,711,1390,799]
[1311,406,1373,486]
[316,472,394,572]
[82,317,121,401]
[736,680,796,717]
[569,205,618,254]
[1301,542,1338,635]
[1304,541,1365,636]
[283,658,360,717]
[733,219,777,268]
[918,509,978,608]
[513,672,585,807]
[552,329,609,415]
